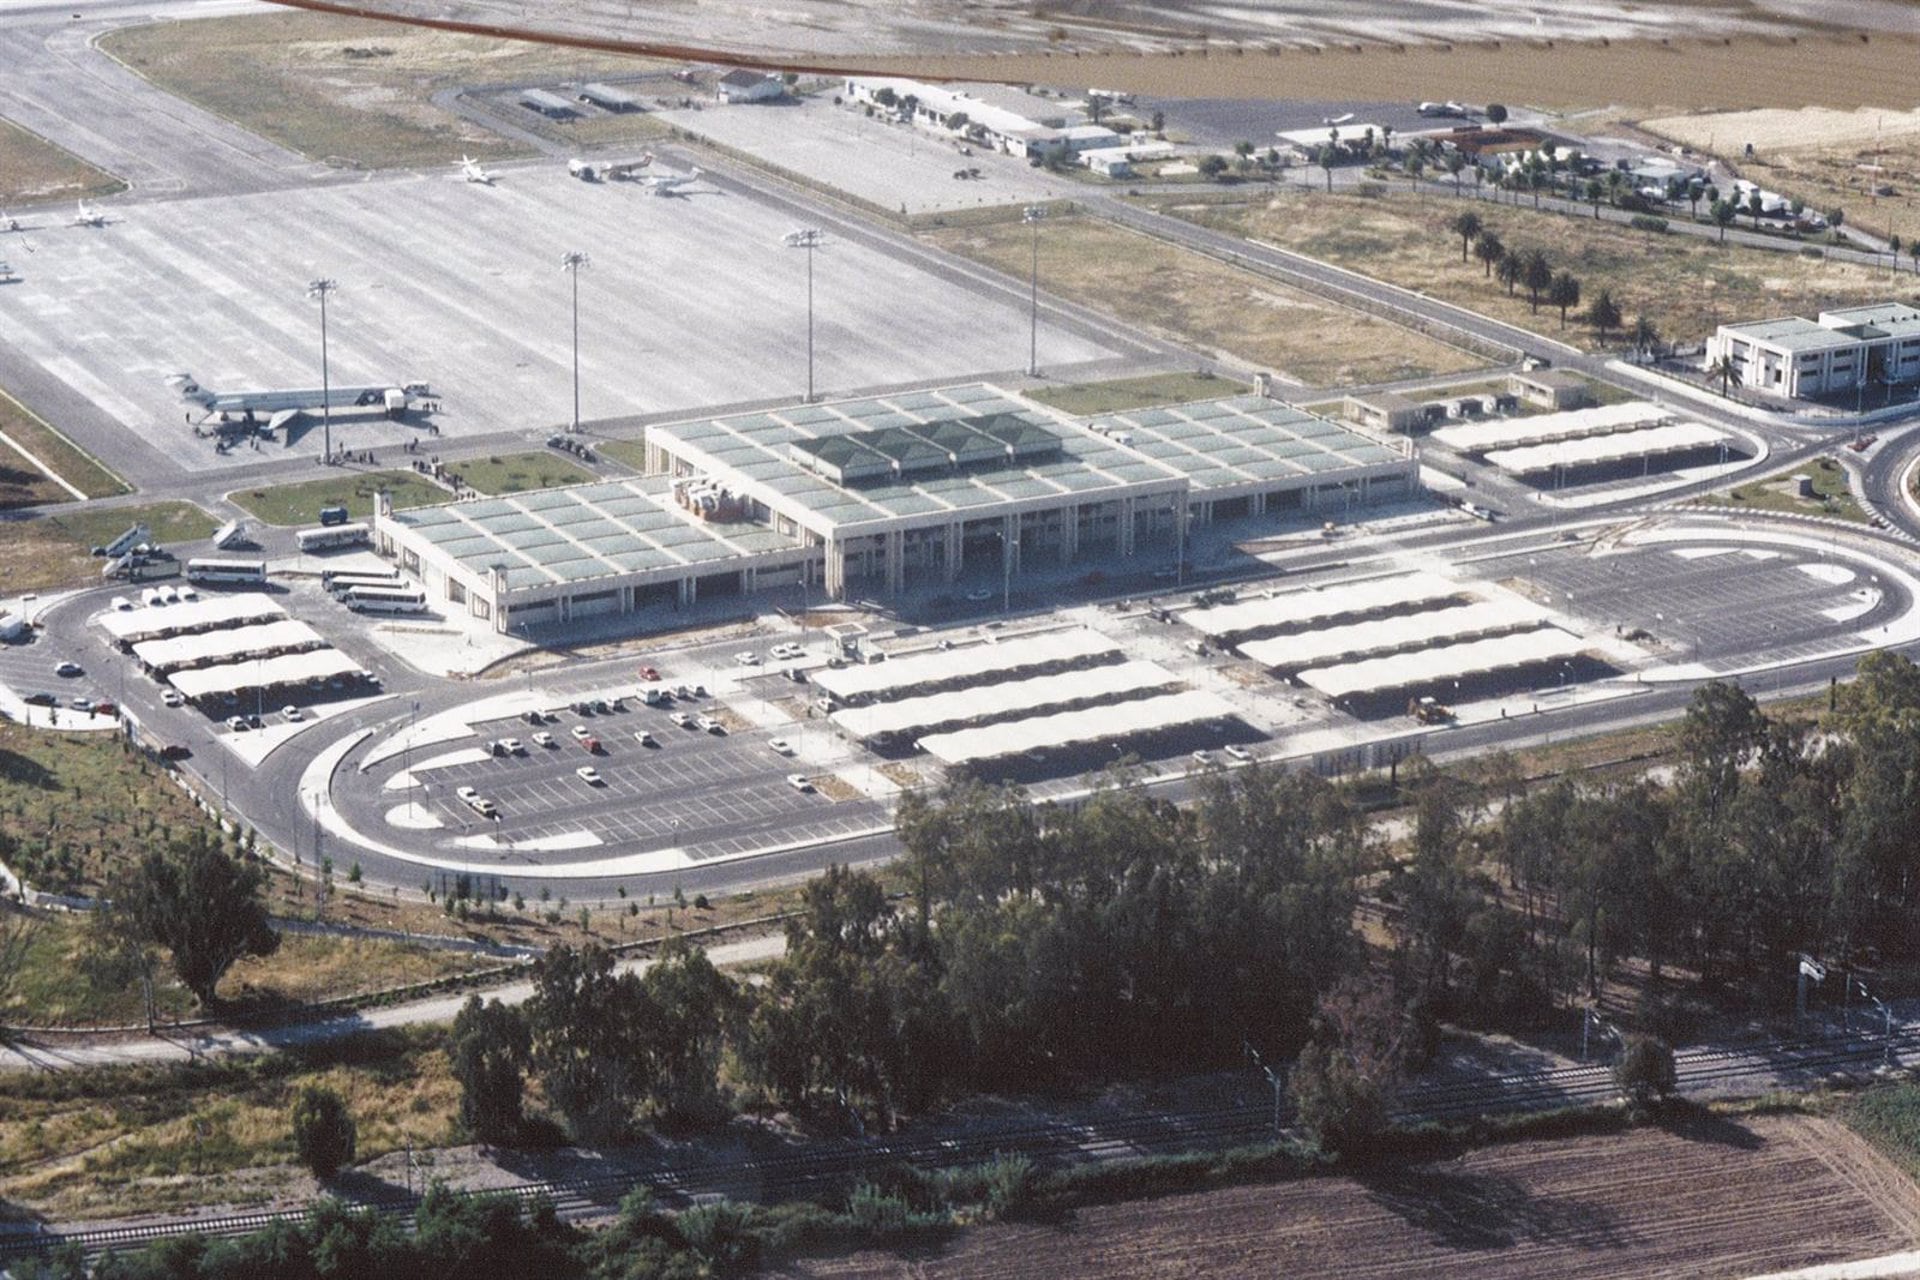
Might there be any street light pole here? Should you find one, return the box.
[561,251,589,433]
[782,228,824,402]
[306,278,337,463]
[1023,205,1045,377]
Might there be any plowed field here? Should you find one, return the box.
[798,1113,1920,1279]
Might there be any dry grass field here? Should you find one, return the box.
[0,118,124,208]
[799,1113,1920,1279]
[1168,189,1919,354]
[924,216,1485,387]
[100,11,667,170]
[0,389,129,508]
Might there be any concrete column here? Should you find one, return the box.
[1003,514,1022,577]
[945,522,962,581]
[1060,503,1078,564]
[680,576,697,607]
[1119,499,1135,556]
[885,530,906,596]
[824,537,845,599]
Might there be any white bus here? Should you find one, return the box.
[185,558,267,585]
[323,569,402,595]
[296,523,371,554]
[347,593,429,616]
[345,584,426,607]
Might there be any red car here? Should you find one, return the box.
[639,665,661,681]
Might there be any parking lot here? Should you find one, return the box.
[0,161,1124,474]
[383,695,868,859]
[0,621,116,721]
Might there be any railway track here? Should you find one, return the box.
[5,1021,1913,1260]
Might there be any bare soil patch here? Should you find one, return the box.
[1169,189,1917,353]
[795,1113,1920,1279]
[924,215,1484,387]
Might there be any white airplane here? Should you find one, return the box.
[568,153,654,182]
[459,155,497,185]
[71,200,106,227]
[641,166,701,197]
[1322,112,1355,127]
[0,210,20,233]
[1417,101,1470,118]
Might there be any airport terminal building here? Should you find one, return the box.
[374,383,1416,633]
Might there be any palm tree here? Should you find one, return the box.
[1706,352,1737,397]
[1910,239,1919,273]
[1631,313,1660,359]
[1450,210,1482,263]
[1588,290,1623,342]
[1747,188,1764,230]
[1585,178,1605,219]
[1497,247,1524,296]
[1446,150,1466,195]
[1549,272,1581,327]
[1316,143,1337,193]
[1686,181,1703,220]
[1473,230,1505,278]
[1522,249,1553,312]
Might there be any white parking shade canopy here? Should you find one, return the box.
[132,619,327,673]
[1431,401,1670,454]
[1298,628,1588,700]
[1240,599,1546,671]
[1484,422,1729,475]
[97,593,285,644]
[919,689,1238,767]
[169,649,365,701]
[1187,572,1460,641]
[831,660,1180,741]
[813,628,1121,703]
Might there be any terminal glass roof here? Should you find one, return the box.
[1090,395,1404,492]
[389,479,803,591]
[649,385,1180,534]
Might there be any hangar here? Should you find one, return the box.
[376,383,1416,633]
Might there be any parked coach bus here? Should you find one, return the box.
[296,523,371,554]
[322,570,402,596]
[185,558,267,585]
[347,593,429,616]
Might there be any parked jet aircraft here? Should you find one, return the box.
[460,156,497,184]
[1418,101,1470,118]
[1322,112,1355,127]
[568,154,654,182]
[71,201,106,227]
[642,167,702,197]
[168,373,433,429]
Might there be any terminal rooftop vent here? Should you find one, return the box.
[787,416,1063,487]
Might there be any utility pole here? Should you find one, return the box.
[1245,1040,1283,1136]
[1023,205,1046,376]
[306,278,337,462]
[782,228,824,402]
[561,251,589,433]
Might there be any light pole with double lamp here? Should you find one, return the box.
[306,277,337,462]
[561,251,589,433]
[1023,205,1046,376]
[782,227,824,402]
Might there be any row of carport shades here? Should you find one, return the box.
[1430,401,1731,476]
[98,593,285,645]
[94,593,366,701]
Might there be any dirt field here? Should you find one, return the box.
[1169,189,1918,354]
[797,1113,1920,1279]
[100,12,667,170]
[0,118,124,208]
[924,216,1485,387]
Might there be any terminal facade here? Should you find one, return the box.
[374,382,1416,634]
[1707,302,1920,399]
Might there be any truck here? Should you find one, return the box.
[1409,696,1455,725]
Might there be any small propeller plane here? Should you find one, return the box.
[71,201,107,227]
[459,155,497,185]
[641,166,702,197]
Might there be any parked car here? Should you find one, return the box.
[669,711,693,728]
[162,690,186,708]
[786,773,814,793]
[1224,744,1252,762]
[283,705,303,721]
[498,737,525,755]
[634,730,657,747]
[734,651,761,666]
[532,731,557,748]
[576,766,603,785]
[227,716,249,731]
[580,735,602,754]
[570,725,592,741]
[638,665,661,681]
[768,738,794,755]
[54,661,82,677]
[25,691,56,707]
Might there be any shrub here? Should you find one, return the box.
[1629,214,1669,234]
[290,1085,357,1179]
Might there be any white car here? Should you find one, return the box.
[696,715,724,734]
[498,737,524,754]
[734,651,761,666]
[570,725,592,741]
[576,765,604,785]
[283,705,303,721]
[786,773,814,793]
[669,711,693,728]
[227,716,249,731]
[1190,750,1211,765]
[634,730,657,747]
[768,738,794,755]
[532,731,557,748]
[109,596,133,612]
[162,690,185,708]
[1224,744,1252,762]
